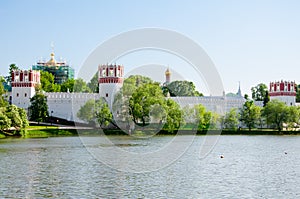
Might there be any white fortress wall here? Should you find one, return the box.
[46,92,101,122]
[170,96,250,115]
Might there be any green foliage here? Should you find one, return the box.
[18,108,29,128]
[0,109,11,131]
[40,71,61,92]
[164,80,203,97]
[223,108,239,130]
[77,98,112,127]
[182,104,218,131]
[6,63,19,83]
[129,83,166,126]
[0,76,8,107]
[251,83,268,101]
[262,99,294,132]
[29,92,49,123]
[163,99,183,132]
[5,105,23,128]
[239,100,261,131]
[60,79,75,92]
[87,72,99,93]
[74,78,91,93]
[296,85,300,103]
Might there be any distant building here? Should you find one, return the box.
[269,80,296,106]
[32,52,74,84]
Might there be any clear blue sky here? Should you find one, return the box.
[1,0,300,95]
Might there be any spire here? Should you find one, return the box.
[237,81,242,97]
[165,66,171,84]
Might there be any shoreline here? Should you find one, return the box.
[1,126,299,139]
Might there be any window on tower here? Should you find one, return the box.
[16,93,19,97]
[25,93,27,97]
[106,93,108,97]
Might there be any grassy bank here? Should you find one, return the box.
[22,126,78,138]
[2,125,299,139]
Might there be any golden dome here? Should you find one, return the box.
[46,52,57,66]
[165,68,171,75]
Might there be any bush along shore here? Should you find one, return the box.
[1,126,300,139]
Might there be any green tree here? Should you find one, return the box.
[5,63,19,83]
[251,83,268,101]
[163,99,183,132]
[5,105,23,129]
[262,99,290,132]
[287,105,300,130]
[95,99,113,127]
[29,92,49,123]
[239,100,261,131]
[40,71,61,92]
[74,78,91,93]
[223,108,239,130]
[263,91,270,107]
[164,80,203,97]
[87,72,99,93]
[18,108,29,128]
[60,79,75,92]
[0,109,11,132]
[0,76,8,107]
[129,83,166,126]
[296,84,300,103]
[77,98,113,127]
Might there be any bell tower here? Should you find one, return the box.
[11,70,40,110]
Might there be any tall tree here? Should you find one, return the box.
[5,105,23,129]
[74,78,91,93]
[223,108,239,130]
[239,100,261,131]
[87,72,99,93]
[0,109,11,132]
[251,83,268,101]
[0,76,8,107]
[262,99,290,132]
[164,80,203,97]
[60,79,75,92]
[129,83,166,126]
[6,63,19,83]
[77,98,113,127]
[29,92,49,123]
[40,71,61,92]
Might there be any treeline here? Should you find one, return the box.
[77,75,300,133]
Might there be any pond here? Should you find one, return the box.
[0,135,299,198]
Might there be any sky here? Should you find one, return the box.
[1,0,300,96]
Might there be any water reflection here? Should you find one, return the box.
[0,136,299,198]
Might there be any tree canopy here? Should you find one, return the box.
[77,98,112,127]
[40,71,61,92]
[239,100,261,131]
[251,83,269,101]
[28,92,49,123]
[164,80,203,97]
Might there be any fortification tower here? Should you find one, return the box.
[98,64,124,108]
[11,70,40,110]
[269,80,296,106]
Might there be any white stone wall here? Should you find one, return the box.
[171,96,248,115]
[45,92,101,122]
[11,87,35,111]
[270,95,296,106]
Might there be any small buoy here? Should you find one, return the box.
[220,155,224,158]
